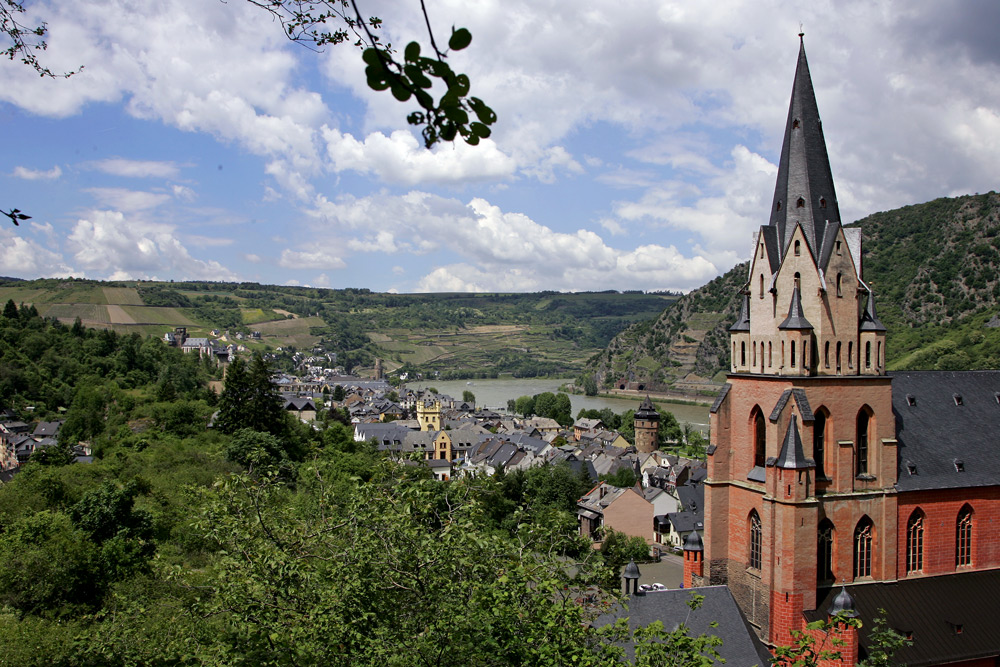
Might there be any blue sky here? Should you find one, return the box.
[2,0,999,292]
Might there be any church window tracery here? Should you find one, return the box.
[749,510,762,570]
[957,505,973,567]
[854,517,874,579]
[906,510,924,574]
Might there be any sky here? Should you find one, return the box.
[1,0,999,293]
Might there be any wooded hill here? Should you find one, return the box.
[586,191,1000,391]
[0,280,674,378]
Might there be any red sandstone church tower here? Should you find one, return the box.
[702,36,893,647]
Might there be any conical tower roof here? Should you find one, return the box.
[775,415,814,469]
[636,395,659,420]
[769,36,841,267]
[779,286,813,330]
[860,292,887,332]
[729,293,751,332]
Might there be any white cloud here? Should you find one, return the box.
[0,228,74,278]
[323,128,517,185]
[89,158,180,178]
[12,165,62,180]
[85,188,171,212]
[277,247,347,270]
[66,209,239,280]
[309,191,718,292]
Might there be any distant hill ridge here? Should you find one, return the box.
[587,191,1000,392]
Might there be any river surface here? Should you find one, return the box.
[404,377,711,432]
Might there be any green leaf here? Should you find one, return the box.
[469,97,497,125]
[449,28,472,51]
[452,74,470,96]
[414,89,434,110]
[404,41,421,62]
[367,74,390,92]
[390,82,412,102]
[362,48,381,66]
[470,122,491,139]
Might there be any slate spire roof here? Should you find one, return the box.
[775,415,814,469]
[779,286,813,330]
[729,293,751,332]
[768,36,841,267]
[635,395,659,420]
[859,292,887,332]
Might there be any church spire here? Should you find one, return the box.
[768,37,841,266]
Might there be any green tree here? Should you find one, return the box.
[583,374,599,396]
[70,479,155,581]
[332,384,345,401]
[514,394,535,417]
[462,389,475,403]
[216,353,288,437]
[601,467,637,488]
[3,298,18,319]
[191,464,621,666]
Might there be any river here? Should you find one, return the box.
[404,377,712,432]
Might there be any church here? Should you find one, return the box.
[695,37,1000,667]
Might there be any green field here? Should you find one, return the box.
[102,286,144,306]
[121,306,199,326]
[41,303,111,324]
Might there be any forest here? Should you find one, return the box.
[0,302,712,665]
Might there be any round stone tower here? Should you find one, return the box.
[634,395,660,453]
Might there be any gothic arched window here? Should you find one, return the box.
[856,409,872,476]
[753,409,766,468]
[854,517,874,579]
[814,409,827,478]
[957,505,974,567]
[906,510,924,574]
[749,510,762,570]
[818,519,835,583]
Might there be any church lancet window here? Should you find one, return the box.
[753,409,766,468]
[856,409,871,476]
[906,510,924,574]
[854,517,874,579]
[813,410,827,478]
[957,505,973,567]
[749,510,762,570]
[817,520,834,583]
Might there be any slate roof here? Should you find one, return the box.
[635,395,659,420]
[729,293,751,332]
[768,37,841,267]
[710,383,731,414]
[675,481,704,513]
[594,586,772,666]
[774,415,814,469]
[890,371,1000,491]
[859,292,887,332]
[769,388,814,422]
[778,286,813,330]
[808,570,1000,667]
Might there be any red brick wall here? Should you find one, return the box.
[897,487,1000,579]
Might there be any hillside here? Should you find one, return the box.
[0,280,673,378]
[587,191,1000,391]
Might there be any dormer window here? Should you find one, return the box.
[819,197,827,209]
[954,394,964,406]
[906,395,916,407]
[792,119,800,129]
[955,460,965,472]
[796,197,805,208]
